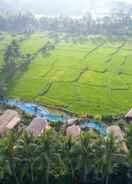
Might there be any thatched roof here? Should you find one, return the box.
[107,125,128,152]
[66,125,81,138]
[0,110,20,125]
[68,118,79,126]
[0,110,21,136]
[125,109,132,119]
[6,117,21,129]
[26,118,51,137]
[107,125,123,141]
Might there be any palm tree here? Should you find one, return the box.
[101,133,124,184]
[125,124,132,184]
[32,130,61,184]
[69,131,102,183]
[0,130,19,183]
[13,131,37,184]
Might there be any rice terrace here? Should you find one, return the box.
[1,1,132,184]
[1,32,132,116]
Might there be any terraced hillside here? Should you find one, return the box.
[2,32,132,116]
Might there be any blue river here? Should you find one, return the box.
[0,97,107,135]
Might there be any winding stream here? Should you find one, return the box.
[0,97,107,135]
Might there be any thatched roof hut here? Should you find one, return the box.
[66,125,81,138]
[125,109,132,120]
[0,110,21,136]
[26,118,51,137]
[107,125,128,152]
[67,118,79,126]
[6,117,21,129]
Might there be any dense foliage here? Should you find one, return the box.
[0,124,132,184]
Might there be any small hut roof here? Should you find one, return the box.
[0,110,20,126]
[0,110,21,136]
[125,109,132,118]
[68,118,79,126]
[26,118,51,137]
[107,125,128,152]
[107,125,123,141]
[66,125,81,138]
[6,117,21,129]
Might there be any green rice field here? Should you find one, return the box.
[1,32,132,116]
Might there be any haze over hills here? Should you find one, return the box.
[0,0,132,16]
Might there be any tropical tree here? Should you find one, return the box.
[68,131,102,183]
[125,124,132,184]
[0,80,7,97]
[101,133,125,184]
[0,130,18,184]
[0,126,129,184]
[4,40,20,77]
[13,131,37,184]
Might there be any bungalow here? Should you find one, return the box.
[0,110,21,136]
[125,109,132,121]
[26,117,51,137]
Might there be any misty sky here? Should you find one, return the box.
[1,0,132,15]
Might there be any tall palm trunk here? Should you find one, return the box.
[30,165,34,184]
[128,167,132,184]
[105,175,109,184]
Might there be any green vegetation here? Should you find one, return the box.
[0,123,131,184]
[0,33,132,116]
[20,32,50,54]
